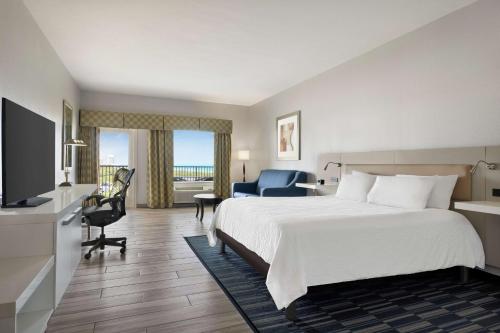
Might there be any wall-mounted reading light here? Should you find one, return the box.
[323,162,342,171]
[471,160,496,175]
[323,162,342,182]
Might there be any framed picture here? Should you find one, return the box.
[61,100,73,169]
[276,111,301,160]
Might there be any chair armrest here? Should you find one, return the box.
[232,181,258,195]
[100,196,122,207]
[84,194,106,206]
[287,171,307,187]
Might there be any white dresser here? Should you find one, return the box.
[0,184,96,333]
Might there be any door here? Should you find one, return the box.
[99,128,137,207]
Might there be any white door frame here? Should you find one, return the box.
[100,128,137,208]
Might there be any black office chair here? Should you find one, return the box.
[81,168,135,259]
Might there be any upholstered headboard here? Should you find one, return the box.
[344,164,472,201]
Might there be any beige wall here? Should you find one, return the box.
[80,91,252,205]
[0,0,80,184]
[248,0,500,178]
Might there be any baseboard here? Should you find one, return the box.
[173,203,196,208]
[135,203,196,208]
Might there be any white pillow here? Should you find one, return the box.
[352,170,378,180]
[335,173,377,202]
[367,176,435,209]
[396,174,458,209]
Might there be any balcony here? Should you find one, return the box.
[99,165,214,204]
[173,165,213,182]
[173,165,214,203]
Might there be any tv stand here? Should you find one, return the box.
[0,184,96,333]
[2,197,52,208]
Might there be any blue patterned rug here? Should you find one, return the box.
[185,235,500,333]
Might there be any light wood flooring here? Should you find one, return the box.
[46,207,252,333]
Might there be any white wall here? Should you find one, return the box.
[80,91,252,205]
[248,0,500,177]
[0,0,80,185]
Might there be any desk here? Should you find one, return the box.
[0,184,96,333]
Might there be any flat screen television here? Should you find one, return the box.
[1,98,55,208]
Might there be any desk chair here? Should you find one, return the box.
[81,168,135,259]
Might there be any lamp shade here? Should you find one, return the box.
[64,138,87,146]
[237,150,250,161]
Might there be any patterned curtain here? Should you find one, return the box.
[214,133,231,198]
[147,130,174,208]
[77,126,99,184]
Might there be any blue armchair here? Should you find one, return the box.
[232,169,307,198]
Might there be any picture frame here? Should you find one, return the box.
[276,110,301,160]
[61,100,73,169]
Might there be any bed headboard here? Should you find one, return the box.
[344,164,472,201]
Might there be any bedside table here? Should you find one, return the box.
[454,201,500,215]
[295,182,338,196]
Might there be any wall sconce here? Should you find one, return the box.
[323,161,342,182]
[471,160,496,175]
[323,162,342,170]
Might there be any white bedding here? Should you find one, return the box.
[208,196,484,310]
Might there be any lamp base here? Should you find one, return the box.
[243,162,246,182]
[59,181,72,187]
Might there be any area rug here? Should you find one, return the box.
[185,235,500,332]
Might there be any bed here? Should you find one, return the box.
[207,164,485,320]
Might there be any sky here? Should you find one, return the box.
[99,130,214,166]
[174,130,214,166]
[100,131,129,165]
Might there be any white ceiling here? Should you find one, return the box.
[24,0,476,106]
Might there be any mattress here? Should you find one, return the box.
[208,196,485,309]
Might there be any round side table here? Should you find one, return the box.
[193,193,222,222]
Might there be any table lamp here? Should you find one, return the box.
[59,138,87,187]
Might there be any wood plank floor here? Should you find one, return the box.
[46,207,252,333]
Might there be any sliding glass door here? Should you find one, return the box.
[99,128,137,207]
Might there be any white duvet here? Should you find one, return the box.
[208,196,485,310]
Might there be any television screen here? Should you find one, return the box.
[2,98,55,207]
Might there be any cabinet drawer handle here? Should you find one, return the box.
[62,214,76,225]
[72,207,82,215]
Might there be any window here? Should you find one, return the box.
[173,130,214,181]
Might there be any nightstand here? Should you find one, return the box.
[295,182,338,196]
[454,201,500,215]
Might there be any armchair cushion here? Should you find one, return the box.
[233,192,259,198]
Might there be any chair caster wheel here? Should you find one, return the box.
[120,247,126,254]
[84,253,91,259]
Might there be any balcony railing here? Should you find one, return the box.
[174,165,213,182]
[98,165,213,196]
[99,164,128,196]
